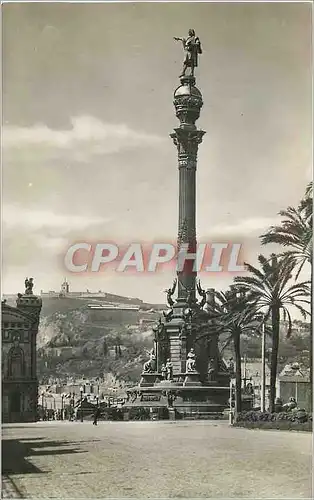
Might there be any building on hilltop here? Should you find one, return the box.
[2,279,42,422]
[60,278,70,296]
[40,280,144,307]
[87,303,140,325]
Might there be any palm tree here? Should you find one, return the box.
[260,182,313,394]
[204,286,264,415]
[260,186,312,278]
[234,254,310,412]
[299,182,313,225]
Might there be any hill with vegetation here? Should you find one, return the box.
[36,294,162,384]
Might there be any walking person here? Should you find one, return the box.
[93,406,101,426]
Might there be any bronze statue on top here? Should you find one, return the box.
[174,29,202,77]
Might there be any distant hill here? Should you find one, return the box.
[35,293,163,382]
[3,290,165,383]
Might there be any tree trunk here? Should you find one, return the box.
[269,305,280,412]
[233,328,242,415]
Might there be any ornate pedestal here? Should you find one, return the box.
[183,371,202,387]
[139,373,158,387]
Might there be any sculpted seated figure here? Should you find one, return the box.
[282,397,298,412]
[186,348,197,372]
[143,349,156,373]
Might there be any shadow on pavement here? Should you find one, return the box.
[2,437,85,475]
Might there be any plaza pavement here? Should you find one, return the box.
[1,421,312,499]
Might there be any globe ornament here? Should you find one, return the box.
[173,76,203,128]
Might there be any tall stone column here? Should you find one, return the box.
[16,286,42,422]
[170,75,205,303]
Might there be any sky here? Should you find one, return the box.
[2,1,312,303]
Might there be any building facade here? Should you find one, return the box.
[2,283,42,422]
[279,363,311,411]
[87,304,140,325]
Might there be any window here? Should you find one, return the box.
[8,347,25,378]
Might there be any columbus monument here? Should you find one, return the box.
[126,31,230,418]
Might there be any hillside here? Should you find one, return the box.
[5,292,310,384]
[36,293,163,383]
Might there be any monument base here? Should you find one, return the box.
[126,372,229,420]
[183,371,202,387]
[139,372,159,387]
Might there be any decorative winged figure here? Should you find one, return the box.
[174,29,202,77]
[197,280,207,308]
[164,278,177,307]
[163,309,173,322]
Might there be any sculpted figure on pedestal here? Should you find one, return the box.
[186,348,197,372]
[174,29,202,77]
[208,358,216,381]
[24,277,34,295]
[166,359,173,380]
[143,349,156,373]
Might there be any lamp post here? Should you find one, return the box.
[41,391,45,420]
[61,394,64,420]
[80,386,84,422]
[243,354,247,391]
[229,378,235,425]
[261,320,266,412]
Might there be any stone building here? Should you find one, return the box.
[2,280,42,422]
[87,304,140,325]
[279,363,311,411]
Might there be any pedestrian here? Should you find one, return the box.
[93,406,101,426]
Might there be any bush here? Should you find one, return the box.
[234,410,312,431]
[129,407,150,421]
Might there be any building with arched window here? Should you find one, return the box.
[1,284,42,422]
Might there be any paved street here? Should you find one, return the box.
[2,421,312,499]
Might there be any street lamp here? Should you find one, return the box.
[229,378,235,425]
[61,394,64,420]
[80,386,84,422]
[41,391,45,420]
[261,320,266,412]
